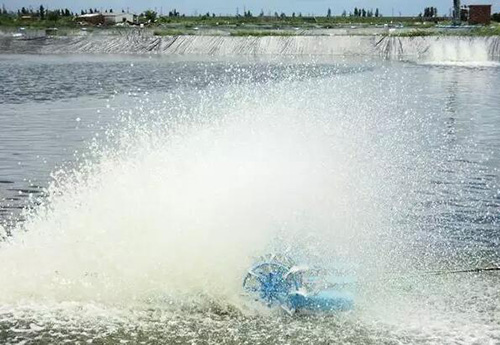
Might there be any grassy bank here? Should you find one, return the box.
[229,30,297,37]
[0,13,456,30]
[2,12,499,37]
[153,29,195,36]
[155,15,433,28]
[387,24,500,37]
[460,25,500,36]
[0,15,76,28]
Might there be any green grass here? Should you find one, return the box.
[0,15,77,28]
[230,30,296,37]
[2,13,499,37]
[388,30,436,37]
[386,23,500,37]
[463,25,500,36]
[153,29,195,36]
[156,15,430,27]
[0,13,437,30]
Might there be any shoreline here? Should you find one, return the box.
[1,24,500,37]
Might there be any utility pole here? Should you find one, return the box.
[453,0,461,25]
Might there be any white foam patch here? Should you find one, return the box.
[358,274,500,344]
[421,38,500,68]
[0,74,401,309]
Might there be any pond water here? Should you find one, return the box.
[0,54,499,344]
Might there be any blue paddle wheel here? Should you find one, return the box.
[243,254,354,314]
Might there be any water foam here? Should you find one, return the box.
[423,38,500,67]
[0,70,407,310]
[378,36,500,67]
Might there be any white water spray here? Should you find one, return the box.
[0,72,408,309]
[378,36,500,67]
[0,57,499,344]
[424,38,498,67]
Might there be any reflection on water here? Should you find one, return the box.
[422,66,500,252]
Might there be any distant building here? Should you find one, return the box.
[76,12,136,26]
[77,13,105,25]
[102,13,135,25]
[468,4,492,25]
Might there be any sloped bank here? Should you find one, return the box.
[1,32,499,60]
[0,34,378,56]
[377,35,500,61]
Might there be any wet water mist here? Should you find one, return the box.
[0,66,405,306]
[0,56,499,344]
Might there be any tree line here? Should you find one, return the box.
[6,4,499,22]
[17,6,74,20]
[2,4,384,19]
[238,7,381,18]
[350,8,380,18]
[140,7,383,21]
[80,8,133,15]
[421,7,438,18]
[0,5,126,17]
